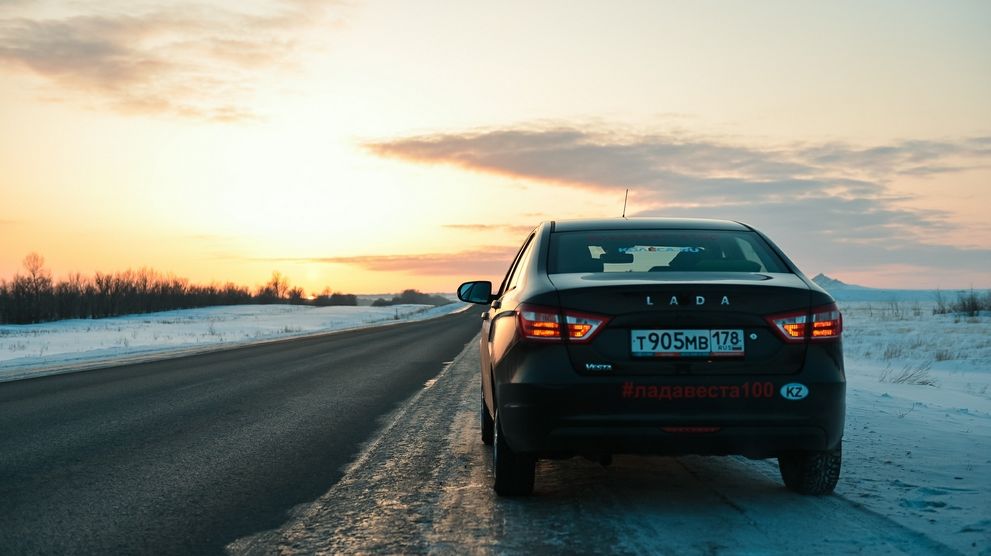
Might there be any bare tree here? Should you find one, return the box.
[23,252,49,281]
[257,271,290,303]
[19,252,54,322]
[288,287,305,305]
[270,271,289,300]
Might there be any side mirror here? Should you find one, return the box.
[457,281,493,304]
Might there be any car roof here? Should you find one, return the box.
[549,217,751,232]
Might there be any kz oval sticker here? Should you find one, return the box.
[780,383,809,400]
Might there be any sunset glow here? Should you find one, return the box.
[2,0,989,293]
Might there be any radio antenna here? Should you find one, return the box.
[621,189,629,218]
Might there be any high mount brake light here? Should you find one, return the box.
[766,303,842,343]
[517,304,610,343]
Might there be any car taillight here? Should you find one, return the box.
[517,304,609,343]
[767,309,808,342]
[810,304,842,340]
[564,310,608,342]
[517,304,562,341]
[766,303,842,343]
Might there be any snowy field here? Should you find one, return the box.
[841,301,991,400]
[0,303,468,382]
[838,301,991,553]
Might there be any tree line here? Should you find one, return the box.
[371,289,452,307]
[0,253,360,325]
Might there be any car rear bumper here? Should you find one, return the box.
[496,379,845,458]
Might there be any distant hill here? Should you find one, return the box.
[810,273,954,302]
[355,292,458,307]
[810,273,865,291]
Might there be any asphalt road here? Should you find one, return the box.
[0,309,480,555]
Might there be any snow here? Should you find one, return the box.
[4,294,990,552]
[0,303,469,382]
[835,301,991,553]
[841,301,991,405]
[234,298,991,555]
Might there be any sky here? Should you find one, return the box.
[1,0,989,294]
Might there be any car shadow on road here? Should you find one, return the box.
[444,437,835,554]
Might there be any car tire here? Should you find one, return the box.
[481,389,494,446]
[493,410,535,496]
[778,444,842,495]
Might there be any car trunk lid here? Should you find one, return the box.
[548,272,812,375]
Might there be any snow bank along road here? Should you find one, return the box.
[233,333,989,555]
[0,303,466,382]
[0,309,480,555]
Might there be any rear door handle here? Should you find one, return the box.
[481,312,489,321]
[491,300,502,310]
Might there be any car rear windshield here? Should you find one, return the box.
[548,230,789,274]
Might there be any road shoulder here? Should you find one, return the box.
[230,338,974,555]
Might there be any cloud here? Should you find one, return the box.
[0,1,342,121]
[267,246,520,277]
[367,125,991,283]
[368,128,990,194]
[795,138,991,178]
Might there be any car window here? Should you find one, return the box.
[506,237,535,292]
[548,230,788,274]
[734,236,770,269]
[498,234,535,296]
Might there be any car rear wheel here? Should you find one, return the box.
[481,389,494,446]
[778,444,842,495]
[493,410,535,496]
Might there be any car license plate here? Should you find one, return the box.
[631,329,745,357]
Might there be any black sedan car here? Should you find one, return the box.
[458,218,844,496]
